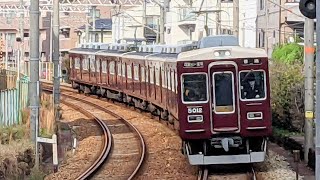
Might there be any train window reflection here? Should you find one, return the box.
[213,72,234,113]
[182,74,207,103]
[240,71,266,100]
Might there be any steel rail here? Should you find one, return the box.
[42,85,146,179]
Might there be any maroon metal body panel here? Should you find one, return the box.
[177,58,272,140]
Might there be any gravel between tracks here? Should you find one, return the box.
[45,104,103,180]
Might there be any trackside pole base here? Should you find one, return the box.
[37,134,58,173]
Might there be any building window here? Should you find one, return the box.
[259,30,265,47]
[260,0,265,10]
[273,30,276,38]
[24,32,29,37]
[221,0,233,2]
[95,33,99,42]
[208,28,214,35]
[146,16,159,30]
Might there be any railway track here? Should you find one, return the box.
[42,85,146,180]
[199,165,258,180]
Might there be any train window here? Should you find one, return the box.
[102,61,107,73]
[134,65,139,81]
[90,58,95,72]
[96,59,100,72]
[122,63,126,77]
[83,57,88,70]
[239,70,266,100]
[150,67,154,84]
[162,68,166,88]
[141,66,145,82]
[117,62,121,76]
[168,69,171,90]
[182,74,208,103]
[171,71,175,92]
[75,57,80,69]
[109,61,115,75]
[127,64,132,78]
[213,72,235,113]
[155,67,160,86]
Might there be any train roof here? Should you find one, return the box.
[177,46,267,61]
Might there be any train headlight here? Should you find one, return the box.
[213,50,231,57]
[188,115,203,123]
[247,112,263,120]
[243,59,248,64]
[254,59,260,64]
[214,51,220,57]
[224,51,231,56]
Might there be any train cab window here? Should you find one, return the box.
[213,72,234,113]
[240,71,266,100]
[102,61,107,73]
[182,74,208,103]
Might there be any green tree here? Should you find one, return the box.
[272,42,303,64]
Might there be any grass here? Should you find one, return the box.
[29,168,46,180]
[273,126,304,138]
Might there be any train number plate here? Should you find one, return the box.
[188,107,203,114]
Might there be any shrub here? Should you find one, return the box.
[269,61,304,132]
[272,43,303,64]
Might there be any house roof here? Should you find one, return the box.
[78,18,112,30]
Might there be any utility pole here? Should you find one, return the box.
[53,0,61,126]
[50,12,53,62]
[216,0,221,35]
[265,0,269,55]
[233,0,239,38]
[92,6,96,42]
[29,0,40,169]
[86,7,90,43]
[315,1,320,178]
[5,33,7,69]
[19,0,24,75]
[159,6,165,44]
[142,0,146,40]
[304,17,315,163]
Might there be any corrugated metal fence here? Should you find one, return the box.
[0,74,29,126]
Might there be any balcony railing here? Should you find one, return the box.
[178,8,197,22]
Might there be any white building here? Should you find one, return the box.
[112,5,160,43]
[239,0,258,48]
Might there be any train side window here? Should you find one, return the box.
[127,64,132,78]
[182,73,208,103]
[83,57,88,70]
[162,67,166,88]
[69,57,73,68]
[141,66,145,82]
[171,70,175,92]
[213,72,234,113]
[109,61,115,75]
[239,70,266,100]
[134,65,139,81]
[168,69,171,90]
[102,60,107,73]
[96,59,100,72]
[122,63,126,77]
[155,67,160,86]
[150,66,154,84]
[75,57,80,69]
[90,58,95,72]
[117,62,121,76]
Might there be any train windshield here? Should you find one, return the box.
[213,72,234,113]
[182,74,208,103]
[240,71,266,100]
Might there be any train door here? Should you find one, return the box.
[210,62,240,132]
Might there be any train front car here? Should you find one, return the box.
[177,36,272,165]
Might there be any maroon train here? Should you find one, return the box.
[69,36,272,165]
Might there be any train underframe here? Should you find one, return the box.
[73,82,178,127]
[182,136,268,165]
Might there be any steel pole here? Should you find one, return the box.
[304,18,315,163]
[19,0,24,74]
[315,1,320,178]
[29,0,40,169]
[233,0,239,38]
[5,33,8,69]
[53,0,60,124]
